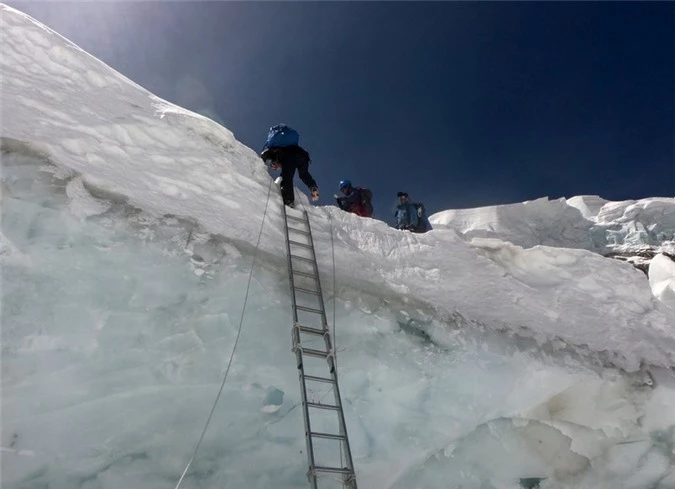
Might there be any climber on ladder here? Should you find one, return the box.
[177,126,355,489]
[260,124,320,208]
[258,124,357,489]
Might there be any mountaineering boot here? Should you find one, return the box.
[311,187,320,201]
[285,201,295,209]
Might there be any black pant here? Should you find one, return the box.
[281,160,316,205]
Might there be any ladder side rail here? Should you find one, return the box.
[303,211,358,489]
[304,211,330,333]
[293,326,319,489]
[282,206,318,488]
[282,204,300,325]
[330,372,358,488]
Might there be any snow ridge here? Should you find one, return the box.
[2,3,675,372]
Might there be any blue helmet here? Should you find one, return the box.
[338,179,352,191]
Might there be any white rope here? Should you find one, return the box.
[298,203,346,475]
[328,210,344,471]
[329,211,338,368]
[174,179,274,489]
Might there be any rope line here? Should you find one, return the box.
[328,210,344,471]
[289,191,347,479]
[329,211,337,368]
[174,179,274,489]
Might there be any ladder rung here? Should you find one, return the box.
[301,347,330,358]
[288,240,313,249]
[295,305,324,315]
[296,325,327,336]
[292,270,317,279]
[286,214,307,223]
[290,254,314,263]
[294,286,319,295]
[310,431,346,441]
[313,465,353,475]
[307,401,340,411]
[287,227,310,235]
[304,374,335,383]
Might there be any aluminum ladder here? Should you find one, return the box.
[281,204,358,489]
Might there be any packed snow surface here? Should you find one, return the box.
[650,254,675,309]
[2,4,673,372]
[2,5,675,489]
[430,195,675,255]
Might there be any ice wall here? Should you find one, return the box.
[3,153,675,489]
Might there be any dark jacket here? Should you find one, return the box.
[261,145,308,167]
[261,145,317,205]
[336,187,373,217]
[395,202,420,230]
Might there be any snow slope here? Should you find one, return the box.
[430,195,675,255]
[650,253,675,309]
[2,4,674,372]
[3,5,675,489]
[430,195,675,311]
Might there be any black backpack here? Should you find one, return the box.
[360,188,374,217]
[412,203,427,232]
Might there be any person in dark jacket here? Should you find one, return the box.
[394,192,420,231]
[395,192,432,233]
[261,145,319,207]
[335,179,373,217]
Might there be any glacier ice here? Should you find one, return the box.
[2,4,675,488]
[430,195,675,256]
[3,153,675,489]
[3,3,675,371]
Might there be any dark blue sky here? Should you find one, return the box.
[10,1,674,218]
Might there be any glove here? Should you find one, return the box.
[311,187,319,201]
[264,158,279,170]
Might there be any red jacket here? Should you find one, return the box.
[336,187,373,217]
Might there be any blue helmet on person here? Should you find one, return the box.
[338,179,352,191]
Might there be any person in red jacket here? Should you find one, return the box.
[335,179,373,217]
